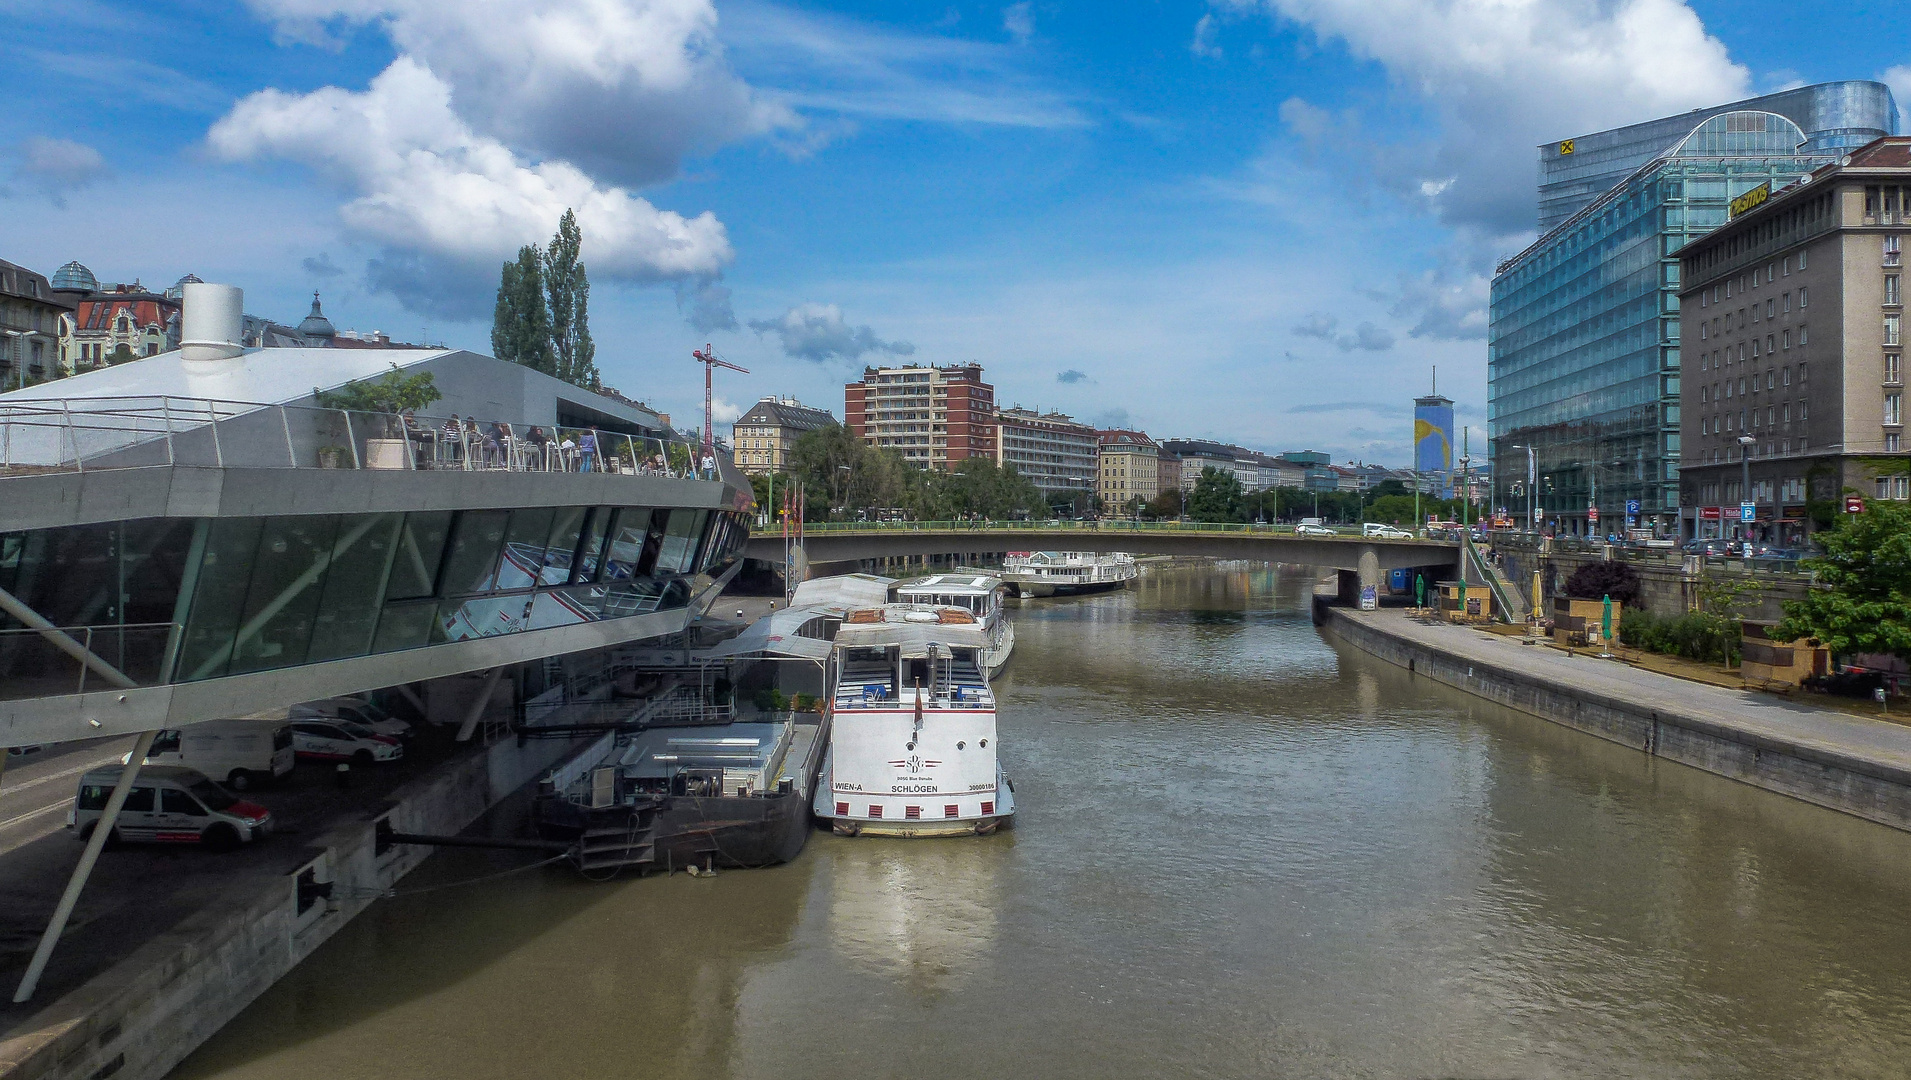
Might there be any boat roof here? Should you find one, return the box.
[894,573,1002,596]
[833,607,992,656]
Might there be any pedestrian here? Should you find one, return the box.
[579,427,597,473]
[701,451,716,479]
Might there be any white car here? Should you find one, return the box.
[1362,524,1414,539]
[1295,523,1338,537]
[289,719,404,764]
[293,701,414,742]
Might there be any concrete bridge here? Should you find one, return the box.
[743,521,1462,595]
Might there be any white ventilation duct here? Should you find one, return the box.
[180,283,245,361]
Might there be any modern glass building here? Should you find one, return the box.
[1490,87,1898,536]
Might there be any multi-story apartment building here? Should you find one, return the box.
[844,363,995,469]
[1491,82,1896,538]
[0,260,72,388]
[1677,137,1911,544]
[1096,429,1159,512]
[731,396,835,476]
[1161,439,1257,492]
[996,407,1098,495]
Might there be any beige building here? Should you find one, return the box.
[731,396,836,475]
[0,260,72,387]
[1096,430,1159,512]
[1678,136,1911,543]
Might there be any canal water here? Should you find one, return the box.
[174,564,1911,1079]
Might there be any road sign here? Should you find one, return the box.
[1587,506,1599,523]
[1846,495,1867,514]
[1740,502,1756,523]
[1625,499,1640,514]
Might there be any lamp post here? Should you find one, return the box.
[1512,443,1537,535]
[1737,434,1756,554]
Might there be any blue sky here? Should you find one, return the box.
[5,0,1910,465]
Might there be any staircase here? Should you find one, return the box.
[1463,536,1527,624]
[573,798,664,872]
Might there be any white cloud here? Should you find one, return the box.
[747,302,915,362]
[1224,0,1750,234]
[210,57,733,301]
[1191,14,1222,60]
[710,396,743,425]
[1886,65,1911,133]
[8,136,107,206]
[1002,2,1033,45]
[242,0,790,187]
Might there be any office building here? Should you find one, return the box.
[844,363,995,469]
[1276,450,1339,492]
[731,396,835,476]
[1096,429,1159,512]
[1414,393,1455,498]
[996,407,1098,495]
[1678,137,1911,544]
[1490,85,1897,537]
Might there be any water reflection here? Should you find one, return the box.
[820,834,1007,995]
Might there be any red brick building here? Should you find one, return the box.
[844,363,996,468]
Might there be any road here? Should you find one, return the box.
[0,737,138,857]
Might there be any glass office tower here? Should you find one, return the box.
[1490,93,1896,537]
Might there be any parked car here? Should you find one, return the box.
[293,700,414,742]
[1296,523,1337,537]
[129,719,295,792]
[1362,523,1414,539]
[69,765,273,850]
[289,719,404,764]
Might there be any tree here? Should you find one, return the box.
[544,209,598,390]
[1775,501,1911,664]
[108,343,138,366]
[314,364,444,414]
[1187,465,1243,522]
[1146,488,1184,520]
[1563,560,1641,606]
[491,245,553,375]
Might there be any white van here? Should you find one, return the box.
[69,765,274,850]
[134,720,296,792]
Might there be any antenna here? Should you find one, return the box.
[1431,365,1437,396]
[691,343,749,460]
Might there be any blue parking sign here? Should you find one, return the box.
[1740,502,1756,522]
[1625,499,1640,515]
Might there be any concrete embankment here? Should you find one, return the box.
[0,734,585,1080]
[1319,602,1911,834]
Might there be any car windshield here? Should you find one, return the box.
[187,779,238,810]
[334,719,378,739]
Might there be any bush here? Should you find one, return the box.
[1619,607,1739,665]
[1565,560,1642,606]
[792,692,818,713]
[752,687,789,712]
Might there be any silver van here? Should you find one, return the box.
[69,766,274,850]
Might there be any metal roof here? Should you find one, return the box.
[833,617,992,657]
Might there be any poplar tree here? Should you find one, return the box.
[543,209,599,390]
[491,245,553,375]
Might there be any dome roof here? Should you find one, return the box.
[164,273,203,301]
[297,292,336,340]
[50,261,97,292]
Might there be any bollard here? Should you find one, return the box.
[336,763,351,789]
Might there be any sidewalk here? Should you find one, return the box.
[1335,607,1911,781]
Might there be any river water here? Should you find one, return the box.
[174,564,1911,1079]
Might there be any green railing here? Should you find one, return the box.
[778,519,1456,541]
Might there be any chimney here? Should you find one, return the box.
[179,284,245,362]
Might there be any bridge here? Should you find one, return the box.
[742,520,1463,596]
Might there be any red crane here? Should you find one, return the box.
[691,343,748,460]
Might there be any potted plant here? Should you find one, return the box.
[313,364,443,470]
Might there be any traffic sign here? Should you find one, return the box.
[1846,495,1867,514]
[1740,502,1756,523]
[1625,499,1640,514]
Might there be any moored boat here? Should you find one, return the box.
[891,572,1014,679]
[999,550,1137,597]
[813,605,1014,837]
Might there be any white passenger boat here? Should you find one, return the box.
[891,573,1014,679]
[999,550,1137,597]
[812,605,1014,837]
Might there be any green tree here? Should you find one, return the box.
[1775,501,1911,663]
[491,245,553,375]
[108,343,138,366]
[1146,488,1184,519]
[544,209,598,390]
[1187,465,1243,522]
[314,364,444,414]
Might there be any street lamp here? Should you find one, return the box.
[1737,434,1756,553]
[1511,444,1537,534]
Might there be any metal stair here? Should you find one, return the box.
[1463,535,1526,623]
[573,800,663,872]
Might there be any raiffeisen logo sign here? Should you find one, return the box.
[1731,181,1772,220]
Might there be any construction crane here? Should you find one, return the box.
[691,343,748,461]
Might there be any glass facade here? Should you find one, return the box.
[0,506,749,701]
[1490,111,1831,535]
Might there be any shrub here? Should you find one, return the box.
[792,692,818,713]
[1620,609,1666,652]
[1619,607,1740,665]
[752,687,789,712]
[1564,560,1642,606]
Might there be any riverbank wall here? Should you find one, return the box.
[1317,602,1911,834]
[0,733,586,1080]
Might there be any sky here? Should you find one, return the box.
[5,0,1911,466]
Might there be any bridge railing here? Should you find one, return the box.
[789,519,1451,541]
